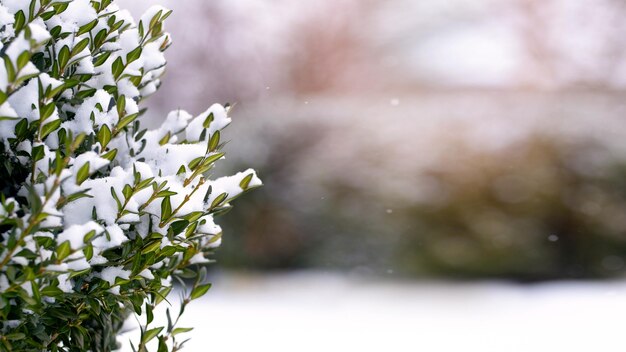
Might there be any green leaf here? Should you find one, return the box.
[198,128,207,142]
[183,211,204,223]
[83,243,93,261]
[40,103,56,121]
[41,286,64,297]
[172,327,194,336]
[184,221,198,239]
[161,9,173,22]
[155,286,172,305]
[116,113,139,131]
[76,162,90,185]
[53,149,64,175]
[56,241,71,261]
[14,118,28,139]
[93,28,108,48]
[14,71,40,87]
[97,124,112,149]
[137,177,155,190]
[93,51,111,67]
[239,173,254,190]
[71,38,90,57]
[69,268,90,279]
[4,57,15,83]
[142,327,163,344]
[102,148,118,161]
[5,333,25,340]
[17,51,30,70]
[70,132,87,151]
[62,78,80,89]
[141,240,161,254]
[202,112,214,128]
[31,144,45,162]
[158,131,170,145]
[40,9,56,21]
[150,21,163,38]
[76,19,98,36]
[112,56,124,79]
[135,128,147,141]
[166,308,173,332]
[58,45,70,69]
[146,303,154,325]
[190,283,211,300]
[170,220,189,236]
[203,152,224,167]
[83,230,96,243]
[28,0,36,22]
[31,279,41,303]
[47,82,67,99]
[160,196,172,220]
[13,11,25,32]
[49,25,62,38]
[111,187,122,210]
[65,190,93,203]
[53,2,70,14]
[126,46,142,64]
[188,156,203,170]
[208,130,220,152]
[76,88,97,99]
[117,95,126,117]
[156,190,177,197]
[122,184,133,200]
[149,10,164,32]
[203,185,213,203]
[40,119,61,140]
[210,193,228,209]
[157,337,168,352]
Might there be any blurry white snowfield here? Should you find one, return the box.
[119,272,626,352]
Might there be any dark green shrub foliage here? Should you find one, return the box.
[0,0,261,350]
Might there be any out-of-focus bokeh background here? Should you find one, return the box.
[119,0,626,350]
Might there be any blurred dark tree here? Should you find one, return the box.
[218,131,626,281]
[395,135,626,280]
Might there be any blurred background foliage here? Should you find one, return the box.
[120,0,626,281]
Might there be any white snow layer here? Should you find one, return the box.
[118,272,626,352]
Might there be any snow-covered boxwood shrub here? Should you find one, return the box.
[0,1,261,350]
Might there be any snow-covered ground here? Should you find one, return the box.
[121,272,626,351]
